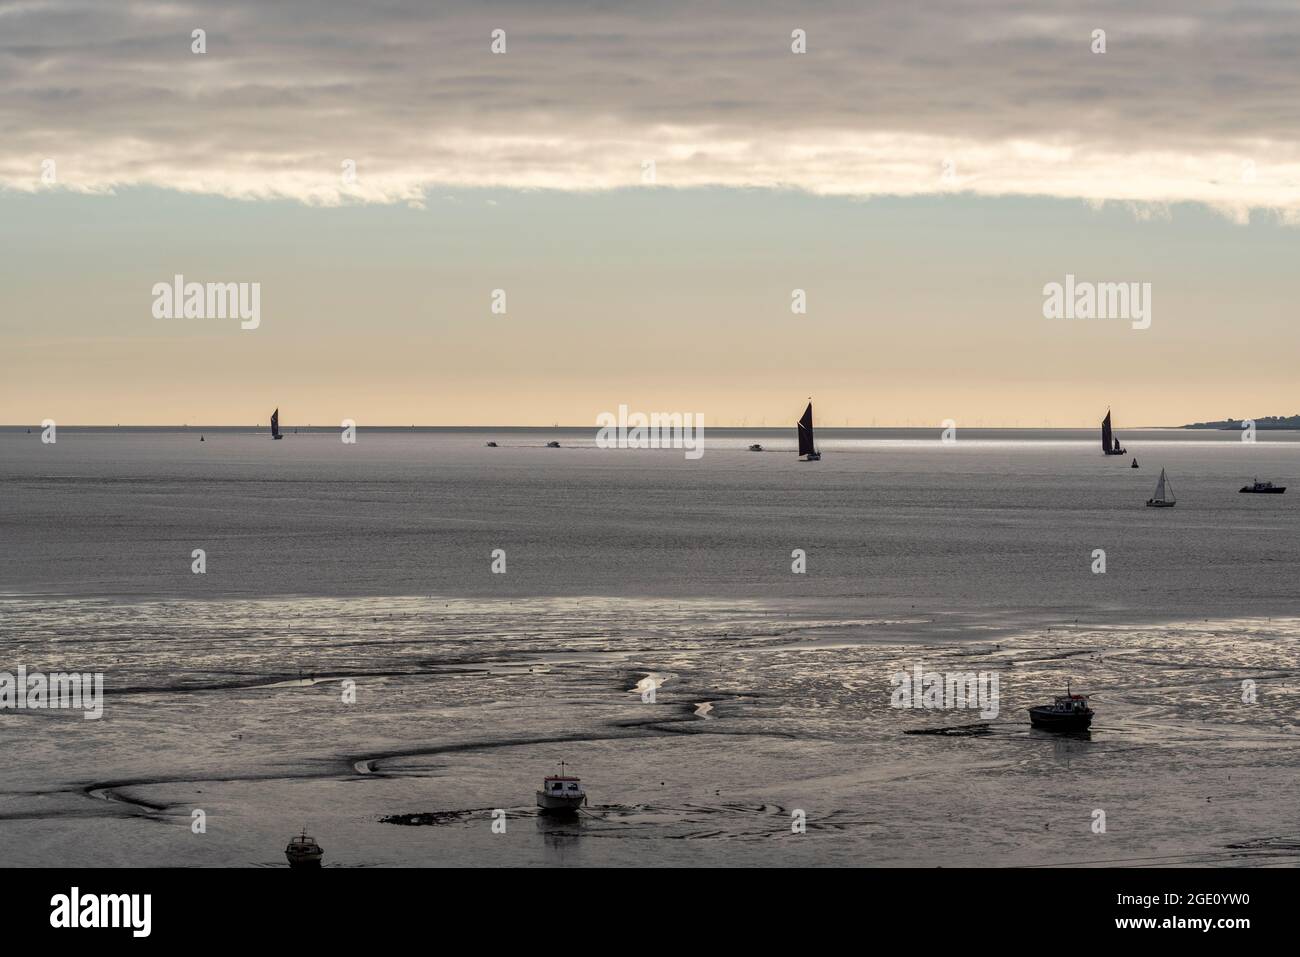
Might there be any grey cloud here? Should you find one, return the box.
[2,0,1299,214]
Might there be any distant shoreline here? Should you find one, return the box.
[1182,417,1300,431]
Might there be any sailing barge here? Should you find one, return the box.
[797,400,821,461]
[1100,410,1126,455]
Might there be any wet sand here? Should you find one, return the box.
[1,596,1296,867]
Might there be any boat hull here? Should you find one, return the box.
[536,791,585,814]
[1240,487,1285,494]
[800,453,821,461]
[285,849,323,868]
[1028,708,1093,732]
[1145,500,1176,507]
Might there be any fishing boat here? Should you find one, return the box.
[1028,685,1094,732]
[271,408,283,440]
[536,762,586,814]
[797,400,821,461]
[546,440,560,448]
[1100,410,1126,455]
[1146,467,1176,507]
[284,830,323,868]
[748,443,763,452]
[1240,478,1286,494]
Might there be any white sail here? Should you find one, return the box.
[1154,468,1167,502]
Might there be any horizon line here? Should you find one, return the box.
[0,422,1227,431]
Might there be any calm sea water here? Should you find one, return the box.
[2,427,1299,620]
[1,429,1297,866]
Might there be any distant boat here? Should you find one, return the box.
[1146,467,1176,507]
[485,441,498,447]
[536,762,586,815]
[1028,685,1094,732]
[748,443,763,452]
[1240,478,1286,494]
[1101,410,1126,455]
[284,830,323,868]
[797,401,821,461]
[200,436,205,443]
[546,440,560,448]
[1130,458,1138,468]
[271,408,283,440]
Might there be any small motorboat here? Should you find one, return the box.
[485,441,498,447]
[748,444,763,452]
[284,830,323,868]
[1029,686,1094,732]
[1240,478,1285,494]
[536,762,586,814]
[546,441,560,448]
[1146,467,1176,507]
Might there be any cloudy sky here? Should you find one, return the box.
[2,0,1299,425]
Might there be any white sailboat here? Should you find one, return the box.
[1146,468,1176,507]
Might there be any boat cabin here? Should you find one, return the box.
[1047,694,1090,713]
[543,775,584,796]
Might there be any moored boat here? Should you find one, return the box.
[284,830,323,868]
[1028,686,1094,732]
[536,762,586,814]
